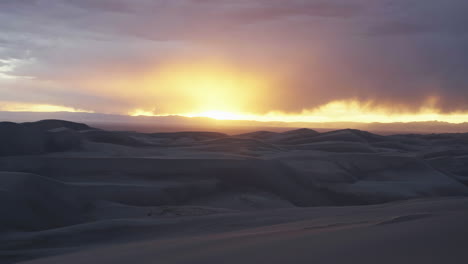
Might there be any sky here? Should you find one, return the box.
[0,0,467,123]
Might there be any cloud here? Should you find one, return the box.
[0,0,467,116]
[368,22,432,36]
[66,0,134,13]
[214,1,363,23]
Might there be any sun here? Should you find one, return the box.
[136,61,269,117]
[128,61,468,124]
[186,110,244,120]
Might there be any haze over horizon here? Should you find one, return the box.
[1,0,468,124]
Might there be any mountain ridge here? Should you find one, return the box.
[1,111,467,134]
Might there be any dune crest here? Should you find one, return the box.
[1,120,468,263]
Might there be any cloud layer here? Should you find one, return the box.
[1,0,467,116]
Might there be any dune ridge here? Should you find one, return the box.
[1,120,468,263]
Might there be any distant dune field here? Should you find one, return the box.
[1,120,468,264]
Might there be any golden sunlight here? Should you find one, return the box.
[130,99,468,124]
[140,62,270,115]
[124,61,467,124]
[0,101,93,113]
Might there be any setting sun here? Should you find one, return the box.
[186,111,244,120]
[130,98,468,124]
[138,62,270,116]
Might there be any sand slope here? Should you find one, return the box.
[3,198,468,264]
[1,120,468,263]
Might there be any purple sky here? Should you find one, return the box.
[0,0,467,117]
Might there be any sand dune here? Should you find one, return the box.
[1,120,467,263]
[4,198,468,264]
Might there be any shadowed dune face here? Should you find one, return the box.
[150,132,228,141]
[0,122,47,156]
[0,120,468,263]
[0,120,467,211]
[22,120,92,131]
[0,172,89,232]
[0,120,87,156]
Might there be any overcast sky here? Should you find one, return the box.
[1,0,467,117]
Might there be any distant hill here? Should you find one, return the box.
[23,119,93,131]
[0,111,467,134]
[0,120,87,156]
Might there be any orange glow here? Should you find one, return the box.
[139,62,270,115]
[4,61,467,124]
[0,101,93,113]
[130,99,468,124]
[125,62,466,124]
